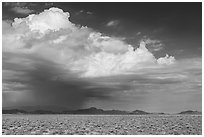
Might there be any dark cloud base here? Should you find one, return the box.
[3,52,113,109]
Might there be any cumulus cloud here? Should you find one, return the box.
[77,10,93,15]
[157,54,175,65]
[3,7,176,78]
[106,20,120,27]
[11,7,34,15]
[12,8,75,34]
[142,38,164,51]
[3,2,35,15]
[3,7,189,109]
[86,11,93,15]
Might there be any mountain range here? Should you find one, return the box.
[178,110,202,115]
[2,106,202,115]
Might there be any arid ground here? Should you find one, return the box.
[2,114,202,135]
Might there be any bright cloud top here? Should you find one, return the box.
[12,8,75,34]
[3,7,175,77]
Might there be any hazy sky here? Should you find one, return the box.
[2,2,202,113]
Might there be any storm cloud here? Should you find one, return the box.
[3,52,116,109]
[2,6,201,112]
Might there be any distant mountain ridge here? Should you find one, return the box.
[3,105,67,112]
[130,110,150,115]
[2,106,202,115]
[3,106,150,115]
[63,107,130,115]
[2,109,27,114]
[178,110,202,115]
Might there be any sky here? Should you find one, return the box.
[2,2,202,113]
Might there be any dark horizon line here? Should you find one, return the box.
[2,106,202,115]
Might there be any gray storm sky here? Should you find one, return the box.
[2,2,202,113]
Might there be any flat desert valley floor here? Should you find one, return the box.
[2,114,202,135]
